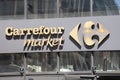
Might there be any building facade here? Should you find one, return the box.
[0,0,120,80]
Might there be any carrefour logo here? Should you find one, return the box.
[70,21,110,49]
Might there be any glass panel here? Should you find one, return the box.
[94,51,120,71]
[0,0,24,20]
[59,52,91,72]
[26,53,57,72]
[59,0,90,18]
[27,0,57,19]
[0,54,24,72]
[93,0,120,16]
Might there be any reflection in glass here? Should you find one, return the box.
[94,51,120,71]
[59,0,90,17]
[0,0,24,19]
[26,53,57,72]
[27,0,57,19]
[59,52,91,72]
[0,54,24,72]
[93,0,120,16]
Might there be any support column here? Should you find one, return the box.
[24,0,27,19]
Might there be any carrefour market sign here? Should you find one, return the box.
[5,26,64,51]
[0,15,120,53]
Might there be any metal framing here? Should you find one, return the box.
[24,0,27,19]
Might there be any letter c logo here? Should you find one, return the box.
[70,21,110,49]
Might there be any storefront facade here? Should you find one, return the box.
[0,0,120,80]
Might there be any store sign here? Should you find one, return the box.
[5,26,65,51]
[70,21,110,49]
[0,15,120,53]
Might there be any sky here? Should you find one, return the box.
[115,0,120,8]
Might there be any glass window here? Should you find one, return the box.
[27,0,57,19]
[93,0,120,16]
[59,0,90,18]
[94,51,120,71]
[0,54,24,73]
[0,0,24,20]
[59,52,91,72]
[26,53,57,72]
